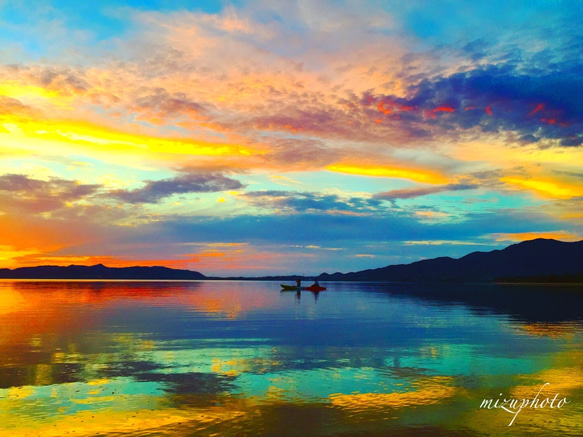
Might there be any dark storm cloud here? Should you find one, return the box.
[111,173,244,204]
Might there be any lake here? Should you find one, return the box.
[0,280,582,436]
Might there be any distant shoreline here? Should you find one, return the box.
[1,238,582,283]
[1,278,582,285]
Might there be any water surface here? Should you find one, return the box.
[0,280,582,436]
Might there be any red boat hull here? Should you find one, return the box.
[304,285,326,291]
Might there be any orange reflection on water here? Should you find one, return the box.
[0,286,29,315]
[0,281,181,349]
[512,367,583,399]
[1,280,280,322]
[0,283,93,352]
[329,376,458,411]
[181,282,280,319]
[0,404,247,437]
[517,322,578,339]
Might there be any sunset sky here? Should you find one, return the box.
[0,0,582,275]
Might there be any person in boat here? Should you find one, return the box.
[312,278,319,287]
[296,277,302,287]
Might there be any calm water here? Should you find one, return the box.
[0,280,582,436]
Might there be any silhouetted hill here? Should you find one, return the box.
[318,239,583,282]
[2,239,581,282]
[0,264,206,280]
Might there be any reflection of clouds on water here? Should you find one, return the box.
[181,283,280,319]
[516,322,580,339]
[330,376,459,410]
[1,281,583,436]
[0,362,84,389]
[135,371,236,397]
[0,400,246,437]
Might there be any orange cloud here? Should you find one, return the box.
[433,106,455,113]
[415,211,449,219]
[377,99,415,116]
[561,212,583,220]
[500,176,583,199]
[0,215,91,267]
[377,101,392,115]
[326,163,449,184]
[182,248,287,273]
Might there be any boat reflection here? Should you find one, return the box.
[280,288,320,302]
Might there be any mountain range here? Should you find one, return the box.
[319,238,583,282]
[0,239,581,282]
[0,264,206,280]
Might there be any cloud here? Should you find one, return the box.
[362,62,583,147]
[34,67,90,95]
[327,163,449,184]
[110,173,245,204]
[553,170,583,180]
[500,176,583,199]
[47,205,571,275]
[4,199,578,275]
[0,174,100,213]
[559,137,583,147]
[242,190,382,213]
[263,138,340,169]
[131,88,207,125]
[374,183,478,201]
[0,95,36,118]
[131,206,568,250]
[2,1,578,175]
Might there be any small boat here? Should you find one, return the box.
[305,285,326,292]
[280,284,301,291]
[280,284,326,291]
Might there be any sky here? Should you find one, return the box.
[0,0,582,276]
